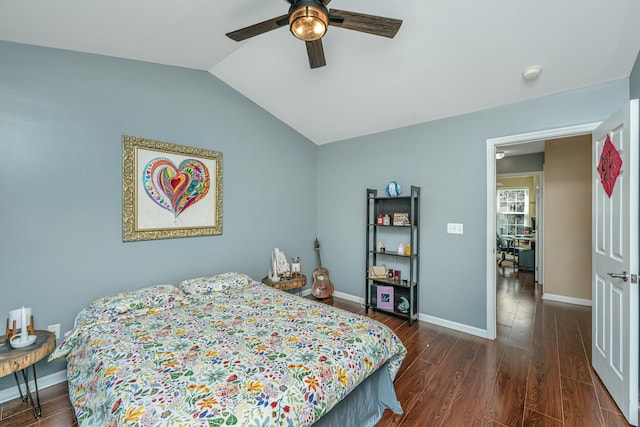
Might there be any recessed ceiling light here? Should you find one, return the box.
[522,65,542,81]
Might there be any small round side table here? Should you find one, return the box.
[262,274,307,295]
[0,330,56,419]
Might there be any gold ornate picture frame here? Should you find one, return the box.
[122,135,222,242]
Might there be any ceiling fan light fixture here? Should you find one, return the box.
[289,2,329,41]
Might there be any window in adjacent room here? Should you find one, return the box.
[497,188,529,235]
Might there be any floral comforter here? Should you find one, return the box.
[51,273,406,426]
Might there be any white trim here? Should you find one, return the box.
[301,289,365,305]
[486,122,601,341]
[331,290,364,304]
[418,313,488,339]
[318,290,491,338]
[488,123,601,145]
[0,369,67,404]
[541,293,592,307]
[486,138,498,339]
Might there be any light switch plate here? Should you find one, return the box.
[447,223,464,234]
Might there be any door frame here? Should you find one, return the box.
[485,122,600,339]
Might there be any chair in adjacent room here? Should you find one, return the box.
[496,233,518,267]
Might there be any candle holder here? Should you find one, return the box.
[5,310,35,341]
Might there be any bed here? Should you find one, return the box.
[50,273,406,426]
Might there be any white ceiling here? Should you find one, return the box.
[1,0,639,145]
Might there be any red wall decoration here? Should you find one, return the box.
[597,134,622,198]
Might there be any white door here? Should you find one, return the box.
[592,99,639,426]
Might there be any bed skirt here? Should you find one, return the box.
[314,361,402,426]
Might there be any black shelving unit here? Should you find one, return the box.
[365,186,420,325]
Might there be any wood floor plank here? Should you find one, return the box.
[525,349,563,421]
[560,375,605,426]
[558,343,592,384]
[0,393,71,427]
[531,302,556,351]
[470,339,505,376]
[393,324,440,379]
[526,311,563,423]
[376,357,437,426]
[522,408,563,427]
[574,306,592,364]
[485,346,530,426]
[591,370,623,414]
[601,408,632,427]
[399,338,479,427]
[554,306,583,348]
[444,367,496,426]
[418,330,458,365]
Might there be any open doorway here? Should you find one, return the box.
[496,171,542,282]
[484,122,599,340]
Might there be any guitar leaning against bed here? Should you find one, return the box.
[312,238,334,299]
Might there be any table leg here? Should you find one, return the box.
[13,372,24,400]
[13,364,42,419]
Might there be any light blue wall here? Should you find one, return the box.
[317,78,629,330]
[0,42,318,390]
[630,49,640,100]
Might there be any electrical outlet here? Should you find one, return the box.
[47,324,60,339]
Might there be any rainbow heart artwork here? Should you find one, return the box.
[143,157,210,218]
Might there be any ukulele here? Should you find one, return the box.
[312,238,334,299]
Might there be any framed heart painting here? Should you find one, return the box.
[122,135,222,241]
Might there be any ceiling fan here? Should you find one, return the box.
[226,0,402,69]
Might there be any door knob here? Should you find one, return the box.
[607,271,629,282]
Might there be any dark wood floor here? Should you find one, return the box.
[0,268,632,426]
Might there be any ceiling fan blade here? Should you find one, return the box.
[328,9,402,38]
[306,40,326,69]
[226,14,289,41]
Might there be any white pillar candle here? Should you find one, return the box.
[20,306,28,342]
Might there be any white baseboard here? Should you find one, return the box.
[542,293,592,307]
[418,313,489,338]
[301,289,365,305]
[331,290,365,305]
[0,370,67,404]
[316,289,490,338]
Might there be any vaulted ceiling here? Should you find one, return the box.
[2,0,639,144]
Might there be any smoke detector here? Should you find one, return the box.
[522,65,542,81]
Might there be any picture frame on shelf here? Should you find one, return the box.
[376,286,394,310]
[393,213,410,226]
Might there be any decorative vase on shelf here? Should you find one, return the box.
[385,181,401,197]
